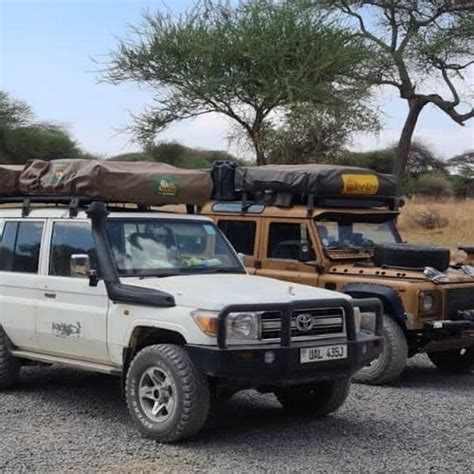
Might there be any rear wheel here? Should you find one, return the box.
[428,346,474,373]
[353,314,408,385]
[0,326,21,390]
[275,378,350,417]
[125,344,210,443]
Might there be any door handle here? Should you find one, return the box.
[44,292,56,299]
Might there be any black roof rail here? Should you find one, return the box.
[222,194,404,212]
[0,194,192,217]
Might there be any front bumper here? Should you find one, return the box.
[186,298,384,387]
[420,317,474,353]
[186,332,382,386]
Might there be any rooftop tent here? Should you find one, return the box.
[0,164,23,195]
[235,164,396,196]
[19,159,213,205]
[229,164,397,205]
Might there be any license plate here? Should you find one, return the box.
[300,344,347,364]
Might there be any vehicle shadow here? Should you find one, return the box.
[11,359,473,451]
[13,366,393,442]
[389,356,474,393]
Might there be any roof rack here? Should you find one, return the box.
[0,194,156,218]
[234,194,404,213]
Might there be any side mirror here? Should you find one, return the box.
[298,242,312,263]
[71,254,98,287]
[237,252,247,266]
[71,254,91,278]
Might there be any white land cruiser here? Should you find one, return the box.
[0,197,383,442]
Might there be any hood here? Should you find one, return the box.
[125,274,349,311]
[328,264,474,284]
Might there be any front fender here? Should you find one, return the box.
[342,283,407,329]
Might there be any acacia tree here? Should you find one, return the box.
[103,0,372,165]
[320,0,474,180]
[262,102,379,164]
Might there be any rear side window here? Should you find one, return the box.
[0,221,44,273]
[218,220,257,256]
[50,222,96,277]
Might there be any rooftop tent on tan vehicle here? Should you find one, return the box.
[0,159,383,442]
[201,161,474,385]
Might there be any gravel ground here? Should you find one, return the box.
[0,355,472,473]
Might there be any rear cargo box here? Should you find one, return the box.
[19,159,213,205]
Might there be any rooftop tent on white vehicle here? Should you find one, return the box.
[0,159,384,442]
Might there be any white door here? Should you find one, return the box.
[0,220,45,351]
[36,220,110,363]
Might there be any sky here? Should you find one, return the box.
[0,0,473,161]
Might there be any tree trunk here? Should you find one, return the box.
[249,129,266,166]
[394,99,425,182]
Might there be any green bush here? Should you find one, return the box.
[405,173,453,197]
[109,142,245,169]
[1,126,81,164]
[336,149,395,173]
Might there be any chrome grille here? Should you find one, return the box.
[261,307,345,341]
[446,287,474,319]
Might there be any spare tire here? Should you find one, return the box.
[374,243,450,272]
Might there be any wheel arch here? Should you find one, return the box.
[123,326,187,372]
[342,283,407,330]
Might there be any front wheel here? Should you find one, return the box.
[274,378,351,417]
[428,346,474,373]
[125,344,210,443]
[353,314,408,385]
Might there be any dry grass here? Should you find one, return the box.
[398,198,474,261]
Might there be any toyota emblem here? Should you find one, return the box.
[295,313,314,332]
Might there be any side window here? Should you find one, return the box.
[50,222,96,277]
[0,221,44,273]
[218,220,256,256]
[267,222,315,260]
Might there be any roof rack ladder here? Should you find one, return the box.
[22,198,31,217]
[69,197,80,218]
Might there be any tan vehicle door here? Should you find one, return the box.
[215,217,260,275]
[255,218,321,287]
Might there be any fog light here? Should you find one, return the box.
[264,351,275,364]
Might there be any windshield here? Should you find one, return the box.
[316,216,400,250]
[106,219,244,277]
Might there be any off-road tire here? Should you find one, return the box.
[374,243,450,272]
[0,326,21,390]
[125,344,210,443]
[353,314,408,385]
[275,378,350,417]
[428,346,474,373]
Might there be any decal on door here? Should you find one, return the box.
[52,322,82,338]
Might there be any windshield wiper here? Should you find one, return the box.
[138,270,183,279]
[186,267,245,274]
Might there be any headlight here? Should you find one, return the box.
[226,312,260,340]
[353,307,361,332]
[420,292,435,313]
[191,310,261,340]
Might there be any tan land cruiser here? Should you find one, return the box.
[198,162,474,384]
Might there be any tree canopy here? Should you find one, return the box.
[103,0,374,165]
[261,102,379,164]
[0,91,82,164]
[320,0,474,180]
